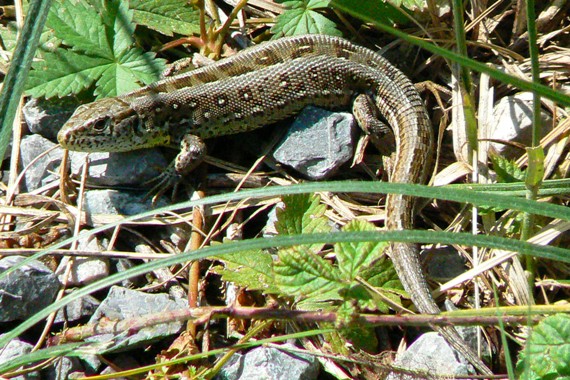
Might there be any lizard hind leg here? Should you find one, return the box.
[352,93,396,170]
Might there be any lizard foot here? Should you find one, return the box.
[142,166,184,205]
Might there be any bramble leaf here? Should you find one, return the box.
[517,314,570,379]
[130,0,201,36]
[211,249,279,294]
[25,0,165,99]
[272,0,341,37]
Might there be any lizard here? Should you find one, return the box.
[57,34,492,375]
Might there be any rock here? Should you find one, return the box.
[23,97,79,141]
[273,106,357,180]
[19,134,63,192]
[67,149,167,187]
[83,189,167,216]
[86,286,187,353]
[0,336,40,379]
[43,356,84,380]
[215,343,320,380]
[387,332,475,379]
[0,256,60,322]
[53,293,100,324]
[489,92,553,159]
[56,235,109,286]
[424,246,467,281]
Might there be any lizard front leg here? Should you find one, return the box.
[145,134,207,202]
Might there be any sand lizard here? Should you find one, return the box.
[57,34,492,375]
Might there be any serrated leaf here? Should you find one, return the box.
[275,194,331,252]
[276,194,331,235]
[94,50,164,97]
[336,220,387,280]
[274,246,343,297]
[272,0,341,37]
[26,0,165,99]
[211,249,279,294]
[47,0,113,58]
[26,49,110,98]
[517,314,570,379]
[130,0,200,36]
[490,154,525,183]
[110,0,136,56]
[357,259,405,313]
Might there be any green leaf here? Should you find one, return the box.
[526,146,545,188]
[130,0,201,36]
[274,245,343,297]
[331,0,408,25]
[271,0,341,37]
[275,194,331,252]
[94,50,163,97]
[25,49,110,98]
[357,257,405,313]
[336,220,387,280]
[211,249,279,294]
[26,0,165,99]
[517,314,570,379]
[490,154,526,183]
[109,0,137,57]
[46,0,113,58]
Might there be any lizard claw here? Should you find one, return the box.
[142,166,184,205]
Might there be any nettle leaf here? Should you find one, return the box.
[211,249,279,294]
[130,0,200,37]
[26,0,165,99]
[272,0,341,38]
[517,314,570,379]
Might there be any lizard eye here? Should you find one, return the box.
[92,118,108,132]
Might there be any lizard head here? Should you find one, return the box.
[57,97,170,152]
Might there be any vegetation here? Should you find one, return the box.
[0,0,568,378]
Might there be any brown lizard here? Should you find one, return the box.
[57,34,492,375]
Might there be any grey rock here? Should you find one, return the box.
[83,189,167,216]
[489,92,553,159]
[113,258,145,288]
[0,336,41,379]
[53,293,100,324]
[23,97,79,140]
[20,134,63,192]
[387,332,476,379]
[67,149,167,187]
[44,356,84,380]
[273,106,357,180]
[19,135,168,194]
[56,235,109,286]
[0,256,60,322]
[86,286,187,353]
[216,343,320,380]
